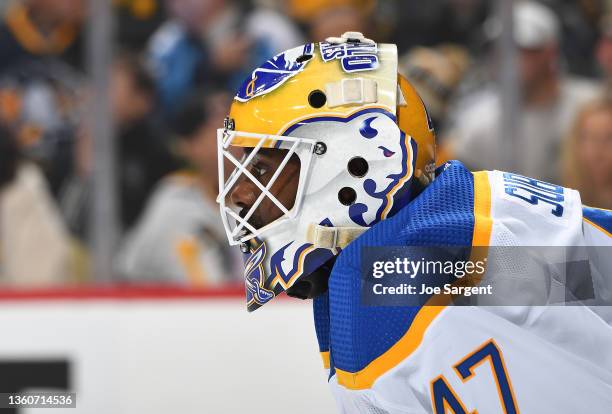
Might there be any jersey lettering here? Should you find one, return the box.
[503,173,564,217]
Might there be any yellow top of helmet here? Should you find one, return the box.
[227,34,435,182]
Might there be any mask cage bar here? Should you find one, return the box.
[217,129,316,245]
[227,140,298,238]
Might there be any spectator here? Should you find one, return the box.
[0,0,86,74]
[113,53,179,229]
[0,59,83,197]
[117,91,241,286]
[61,54,178,239]
[147,0,303,116]
[301,2,371,42]
[443,1,600,183]
[0,124,71,286]
[562,95,612,209]
[288,0,383,42]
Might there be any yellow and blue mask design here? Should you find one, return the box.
[244,240,274,307]
[235,43,315,102]
[217,33,437,311]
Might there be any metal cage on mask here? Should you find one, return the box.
[216,121,317,248]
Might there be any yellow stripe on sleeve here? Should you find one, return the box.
[320,351,330,370]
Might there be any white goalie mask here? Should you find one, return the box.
[217,33,436,311]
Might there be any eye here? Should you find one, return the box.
[378,145,395,158]
[251,163,268,177]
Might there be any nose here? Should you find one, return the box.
[230,178,259,210]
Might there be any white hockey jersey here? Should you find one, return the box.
[313,161,612,413]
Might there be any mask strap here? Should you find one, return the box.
[325,78,378,108]
[306,224,368,250]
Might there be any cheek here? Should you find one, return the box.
[267,162,300,210]
[577,142,598,165]
[519,53,546,78]
[519,59,536,78]
[578,138,612,177]
[223,158,236,180]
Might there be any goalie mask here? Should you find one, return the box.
[217,32,436,311]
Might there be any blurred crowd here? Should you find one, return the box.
[0,0,609,287]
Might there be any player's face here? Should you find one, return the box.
[229,148,300,231]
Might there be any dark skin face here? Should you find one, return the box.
[230,148,301,230]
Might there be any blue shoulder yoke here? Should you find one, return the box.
[314,161,476,375]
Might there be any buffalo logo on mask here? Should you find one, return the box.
[235,43,314,102]
[244,241,275,306]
